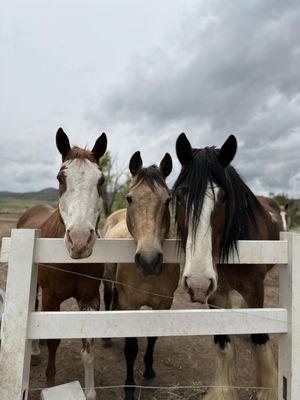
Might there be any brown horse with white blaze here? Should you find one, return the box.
[17,128,107,400]
[103,151,180,400]
[173,133,281,400]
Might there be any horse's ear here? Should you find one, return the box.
[218,135,237,167]
[176,133,192,165]
[56,127,71,161]
[159,153,172,179]
[129,151,143,176]
[92,133,107,162]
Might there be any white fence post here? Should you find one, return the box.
[279,232,300,400]
[0,229,39,400]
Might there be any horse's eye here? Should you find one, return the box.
[165,197,171,207]
[126,196,133,204]
[57,175,64,185]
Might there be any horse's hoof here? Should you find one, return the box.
[102,338,112,348]
[31,354,41,366]
[143,368,156,379]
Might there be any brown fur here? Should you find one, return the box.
[103,181,180,310]
[201,195,280,400]
[103,167,180,399]
[64,146,98,164]
[208,195,281,307]
[17,164,104,389]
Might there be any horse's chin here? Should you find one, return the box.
[187,287,208,305]
[69,248,93,259]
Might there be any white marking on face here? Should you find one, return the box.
[183,185,219,303]
[280,211,287,232]
[59,159,103,257]
[269,212,278,223]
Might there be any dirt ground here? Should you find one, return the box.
[0,213,279,400]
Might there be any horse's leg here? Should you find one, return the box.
[242,280,277,400]
[78,298,99,400]
[31,286,41,366]
[104,280,113,311]
[46,338,61,387]
[124,337,138,400]
[81,338,96,400]
[102,280,114,348]
[204,288,239,400]
[43,291,60,387]
[143,336,158,379]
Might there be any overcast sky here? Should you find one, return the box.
[1,0,300,196]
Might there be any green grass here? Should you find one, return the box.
[291,226,300,232]
[0,198,56,214]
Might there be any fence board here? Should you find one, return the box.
[0,229,39,400]
[27,308,288,339]
[1,237,288,264]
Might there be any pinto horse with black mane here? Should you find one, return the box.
[173,133,282,400]
[17,128,107,400]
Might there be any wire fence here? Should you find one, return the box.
[34,262,286,326]
[0,249,283,399]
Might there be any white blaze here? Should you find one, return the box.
[183,185,219,298]
[59,159,103,237]
[280,211,287,232]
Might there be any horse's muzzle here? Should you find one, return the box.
[65,228,95,259]
[135,251,163,276]
[183,276,216,304]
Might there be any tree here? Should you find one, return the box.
[99,151,130,217]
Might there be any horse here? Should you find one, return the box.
[173,133,281,400]
[17,128,107,400]
[103,151,180,400]
[279,203,290,231]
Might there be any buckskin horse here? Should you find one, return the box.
[17,128,107,400]
[103,151,180,400]
[173,133,282,400]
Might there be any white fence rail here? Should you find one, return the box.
[0,229,299,400]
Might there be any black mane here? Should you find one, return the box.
[133,165,168,192]
[173,146,267,261]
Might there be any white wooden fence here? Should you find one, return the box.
[0,229,299,400]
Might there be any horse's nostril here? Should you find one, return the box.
[135,252,141,265]
[207,279,215,295]
[183,276,189,291]
[158,252,163,263]
[66,229,73,245]
[87,229,95,245]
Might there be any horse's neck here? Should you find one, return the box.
[41,208,65,238]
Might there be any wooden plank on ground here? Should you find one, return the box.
[41,381,85,400]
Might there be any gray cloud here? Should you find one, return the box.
[89,0,300,196]
[1,0,300,197]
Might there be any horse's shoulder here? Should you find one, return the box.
[102,209,127,237]
[17,204,56,229]
[106,221,130,239]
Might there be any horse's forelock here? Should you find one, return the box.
[64,146,98,164]
[173,146,266,261]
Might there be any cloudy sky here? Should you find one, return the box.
[1,0,300,196]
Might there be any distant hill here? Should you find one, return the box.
[0,188,58,202]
